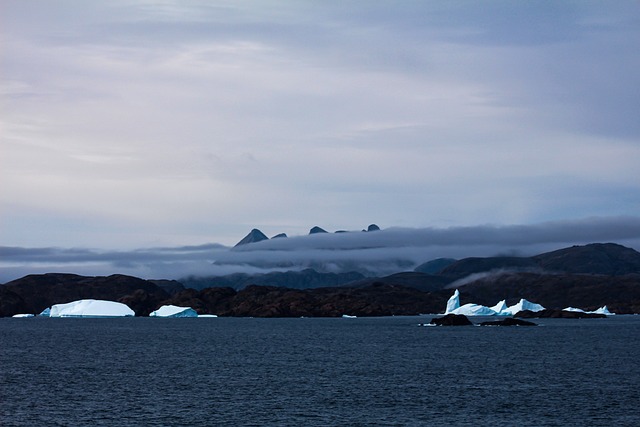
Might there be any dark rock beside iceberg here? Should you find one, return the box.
[429,313,472,326]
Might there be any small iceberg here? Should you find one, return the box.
[12,313,35,318]
[49,299,135,318]
[342,314,357,318]
[149,305,197,318]
[563,305,614,315]
[39,307,51,317]
[197,314,218,318]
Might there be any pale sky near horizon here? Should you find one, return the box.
[2,0,640,254]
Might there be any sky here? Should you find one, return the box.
[1,1,640,281]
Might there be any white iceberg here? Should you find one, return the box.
[501,299,545,315]
[590,306,614,315]
[443,291,546,316]
[149,305,197,318]
[489,300,510,316]
[342,314,357,318]
[12,313,35,318]
[197,314,218,318]
[445,289,461,314]
[563,306,614,315]
[450,303,497,316]
[49,299,135,318]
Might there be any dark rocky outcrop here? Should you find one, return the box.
[429,314,473,326]
[234,228,269,246]
[271,233,287,239]
[162,283,450,317]
[180,269,366,291]
[0,286,28,317]
[366,224,381,232]
[515,309,607,319]
[346,271,450,292]
[149,279,185,295]
[480,318,537,326]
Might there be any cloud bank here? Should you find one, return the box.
[2,217,639,283]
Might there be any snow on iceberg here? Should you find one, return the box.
[501,299,545,315]
[450,303,497,316]
[149,305,197,318]
[49,299,134,318]
[445,289,461,314]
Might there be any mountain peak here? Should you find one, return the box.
[309,226,328,234]
[234,229,269,247]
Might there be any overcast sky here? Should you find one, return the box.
[2,1,640,279]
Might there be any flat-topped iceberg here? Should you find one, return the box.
[12,313,35,318]
[149,305,197,318]
[49,299,134,318]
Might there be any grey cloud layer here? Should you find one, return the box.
[2,217,639,283]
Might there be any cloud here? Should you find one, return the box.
[1,1,639,250]
[2,217,639,283]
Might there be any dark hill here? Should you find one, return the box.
[163,283,450,317]
[436,243,640,279]
[414,258,457,274]
[440,256,540,278]
[345,272,450,292]
[1,273,170,317]
[532,243,640,275]
[179,269,365,291]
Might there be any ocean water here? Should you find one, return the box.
[1,315,639,426]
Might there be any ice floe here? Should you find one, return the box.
[149,305,197,318]
[49,299,135,318]
[12,313,35,318]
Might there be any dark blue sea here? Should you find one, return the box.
[2,315,639,426]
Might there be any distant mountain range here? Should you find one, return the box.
[2,243,640,317]
[233,224,381,246]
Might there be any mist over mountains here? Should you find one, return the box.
[1,217,640,283]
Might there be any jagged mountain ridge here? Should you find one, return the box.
[234,224,381,246]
